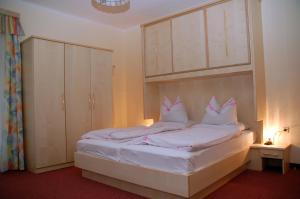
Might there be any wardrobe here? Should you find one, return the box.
[22,37,113,173]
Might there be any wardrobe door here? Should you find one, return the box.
[144,20,173,76]
[206,0,250,67]
[91,49,113,130]
[34,39,66,168]
[172,10,207,72]
[65,44,92,162]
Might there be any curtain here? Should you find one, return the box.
[0,14,24,172]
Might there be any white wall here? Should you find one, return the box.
[261,0,300,163]
[0,0,128,127]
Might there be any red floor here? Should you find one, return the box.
[207,169,300,199]
[0,167,300,199]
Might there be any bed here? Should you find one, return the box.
[75,124,254,199]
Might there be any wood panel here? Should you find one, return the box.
[145,65,252,83]
[157,72,255,128]
[22,35,113,53]
[143,83,160,121]
[75,148,249,198]
[65,44,92,162]
[21,39,36,171]
[91,49,113,129]
[32,162,74,174]
[34,39,66,168]
[75,152,188,197]
[189,150,249,197]
[82,164,246,199]
[172,10,207,72]
[247,0,266,122]
[206,0,250,67]
[82,170,183,199]
[144,20,173,76]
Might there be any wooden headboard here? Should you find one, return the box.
[144,72,261,141]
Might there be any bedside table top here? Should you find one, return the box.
[251,143,291,150]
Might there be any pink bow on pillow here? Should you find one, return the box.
[202,96,238,125]
[160,96,189,123]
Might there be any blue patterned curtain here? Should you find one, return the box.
[0,14,25,172]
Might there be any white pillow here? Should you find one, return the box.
[202,97,238,125]
[205,96,220,116]
[160,96,189,123]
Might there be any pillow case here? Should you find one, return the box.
[202,97,238,125]
[160,96,189,123]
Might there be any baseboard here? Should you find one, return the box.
[29,162,74,174]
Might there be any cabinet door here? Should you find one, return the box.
[34,39,66,168]
[206,0,250,67]
[172,10,207,72]
[65,44,92,162]
[144,20,172,76]
[91,49,113,130]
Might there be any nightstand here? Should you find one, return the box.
[248,143,291,174]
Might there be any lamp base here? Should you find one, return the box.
[264,138,273,145]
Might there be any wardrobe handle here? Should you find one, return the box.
[88,94,92,110]
[61,95,65,111]
[92,93,95,110]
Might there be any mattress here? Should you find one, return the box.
[76,131,254,174]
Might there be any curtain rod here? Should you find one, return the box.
[0,8,20,18]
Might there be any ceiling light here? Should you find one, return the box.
[91,0,130,13]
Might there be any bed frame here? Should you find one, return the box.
[75,148,250,199]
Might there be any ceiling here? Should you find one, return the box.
[22,0,209,29]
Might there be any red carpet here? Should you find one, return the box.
[0,167,300,199]
[207,169,300,199]
[0,167,145,199]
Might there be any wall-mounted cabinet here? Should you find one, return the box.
[206,0,250,67]
[142,0,252,80]
[144,20,172,76]
[172,10,207,72]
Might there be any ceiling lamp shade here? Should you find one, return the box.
[91,0,130,13]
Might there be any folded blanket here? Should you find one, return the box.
[81,122,188,141]
[137,123,245,152]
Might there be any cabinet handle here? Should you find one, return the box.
[88,94,92,110]
[61,95,65,111]
[92,93,95,110]
[224,10,229,57]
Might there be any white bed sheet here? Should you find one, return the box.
[76,131,253,174]
[76,139,125,161]
[120,131,253,174]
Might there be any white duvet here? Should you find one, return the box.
[137,123,245,152]
[81,122,188,141]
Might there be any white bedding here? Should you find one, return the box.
[81,122,188,141]
[77,131,254,174]
[136,123,245,152]
[77,139,124,161]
